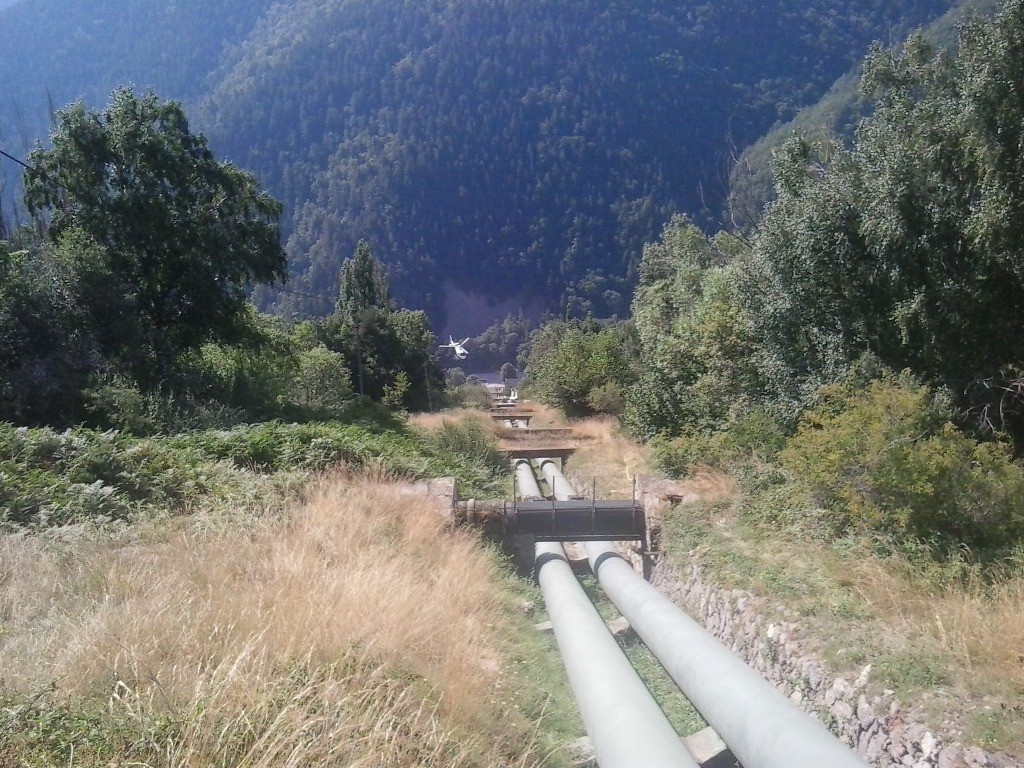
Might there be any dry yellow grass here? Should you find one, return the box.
[408,407,503,437]
[520,403,567,429]
[561,415,652,498]
[848,552,1024,691]
[0,474,545,766]
[670,496,1024,753]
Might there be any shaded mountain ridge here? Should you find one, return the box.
[0,0,957,326]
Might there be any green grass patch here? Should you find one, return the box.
[0,686,173,768]
[1,402,508,531]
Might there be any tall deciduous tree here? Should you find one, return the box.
[338,241,390,325]
[625,216,771,438]
[753,0,1024,438]
[24,88,286,384]
[324,241,441,409]
[523,319,633,418]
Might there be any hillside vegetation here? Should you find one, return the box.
[204,0,954,321]
[519,2,1024,751]
[1,472,577,766]
[0,0,274,168]
[726,0,1003,228]
[4,0,1024,761]
[1,0,956,321]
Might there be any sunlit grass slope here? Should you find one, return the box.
[0,474,558,766]
[562,414,1024,755]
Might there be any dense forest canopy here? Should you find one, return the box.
[203,0,955,324]
[513,0,1024,575]
[0,88,443,429]
[726,0,1004,230]
[0,0,274,127]
[0,0,957,330]
[624,0,1024,446]
[0,0,277,225]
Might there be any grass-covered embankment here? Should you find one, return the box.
[642,373,1024,756]
[0,401,507,532]
[558,410,1024,757]
[0,405,581,766]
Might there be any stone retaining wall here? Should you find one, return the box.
[651,559,1021,768]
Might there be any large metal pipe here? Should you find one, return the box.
[539,458,576,501]
[514,459,543,500]
[525,460,698,768]
[584,541,869,768]
[540,457,866,765]
[535,541,700,768]
[524,462,700,768]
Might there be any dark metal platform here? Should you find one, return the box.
[504,498,645,541]
[499,446,576,465]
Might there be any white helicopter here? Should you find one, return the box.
[438,335,470,360]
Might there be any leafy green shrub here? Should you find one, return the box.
[381,371,411,410]
[777,372,1024,554]
[444,383,492,410]
[289,344,354,414]
[83,374,242,435]
[431,420,506,475]
[650,432,711,478]
[726,407,789,459]
[444,368,468,388]
[651,408,789,478]
[587,381,625,415]
[624,218,772,439]
[187,335,296,418]
[0,425,214,527]
[523,320,633,418]
[83,375,167,435]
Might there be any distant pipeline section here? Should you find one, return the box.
[446,399,662,570]
[439,404,869,768]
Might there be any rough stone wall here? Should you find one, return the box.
[651,559,1021,768]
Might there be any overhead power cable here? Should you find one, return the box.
[0,148,31,170]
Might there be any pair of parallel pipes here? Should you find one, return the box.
[525,458,868,768]
[520,459,699,767]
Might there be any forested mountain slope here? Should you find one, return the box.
[0,0,273,120]
[0,0,275,186]
[204,0,955,322]
[725,0,1002,229]
[1,0,956,325]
